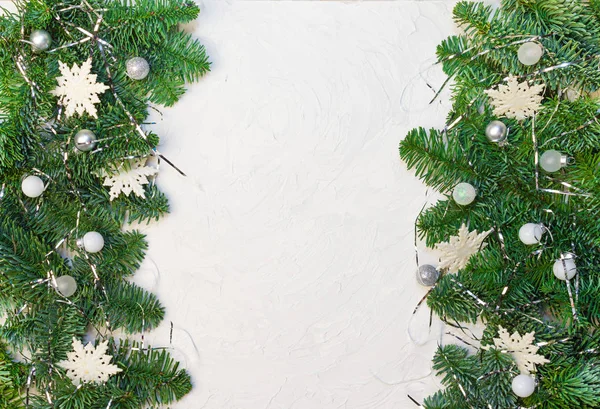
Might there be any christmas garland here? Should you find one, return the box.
[401,1,600,408]
[0,0,209,407]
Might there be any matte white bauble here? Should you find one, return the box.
[55,275,78,297]
[553,258,576,281]
[82,231,105,253]
[540,150,565,173]
[518,223,544,245]
[517,42,544,66]
[452,182,477,206]
[512,374,536,398]
[21,175,45,198]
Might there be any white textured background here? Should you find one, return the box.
[0,0,483,407]
[140,2,460,408]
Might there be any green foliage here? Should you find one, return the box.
[400,0,600,407]
[0,0,209,406]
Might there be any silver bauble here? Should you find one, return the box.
[485,120,508,143]
[74,129,97,152]
[30,29,52,53]
[417,264,440,286]
[126,57,150,80]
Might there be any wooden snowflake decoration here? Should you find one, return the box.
[58,338,122,385]
[97,159,158,201]
[50,58,108,118]
[485,76,544,120]
[483,326,549,374]
[435,224,492,273]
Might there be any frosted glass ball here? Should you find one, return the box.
[518,223,544,245]
[417,264,440,286]
[126,57,150,80]
[485,120,507,143]
[512,374,536,398]
[452,182,476,205]
[553,258,576,281]
[82,231,105,253]
[55,275,77,297]
[30,29,52,53]
[540,150,564,173]
[21,175,45,198]
[517,42,544,66]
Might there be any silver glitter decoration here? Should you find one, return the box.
[30,29,52,53]
[417,264,440,286]
[74,129,97,152]
[485,120,507,143]
[126,57,150,80]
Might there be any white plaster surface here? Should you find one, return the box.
[139,2,459,408]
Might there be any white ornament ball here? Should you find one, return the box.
[82,231,105,253]
[517,42,544,66]
[30,29,52,53]
[452,182,477,206]
[540,150,565,173]
[75,129,97,152]
[553,258,577,281]
[126,57,150,80]
[518,223,544,245]
[21,175,45,198]
[55,275,78,297]
[485,120,507,143]
[512,374,536,398]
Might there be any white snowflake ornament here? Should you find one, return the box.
[50,58,108,118]
[483,326,549,374]
[435,223,492,273]
[58,337,122,385]
[97,159,158,201]
[485,76,544,120]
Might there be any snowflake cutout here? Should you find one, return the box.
[58,337,122,385]
[483,326,549,374]
[50,58,108,118]
[485,76,544,120]
[435,224,492,273]
[97,159,158,201]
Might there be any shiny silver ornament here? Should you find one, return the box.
[74,129,97,152]
[126,57,150,80]
[417,264,440,286]
[30,29,52,53]
[485,120,508,143]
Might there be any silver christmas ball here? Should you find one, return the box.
[30,29,52,53]
[417,264,440,286]
[126,57,150,80]
[485,120,507,143]
[74,129,97,152]
[55,275,77,297]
